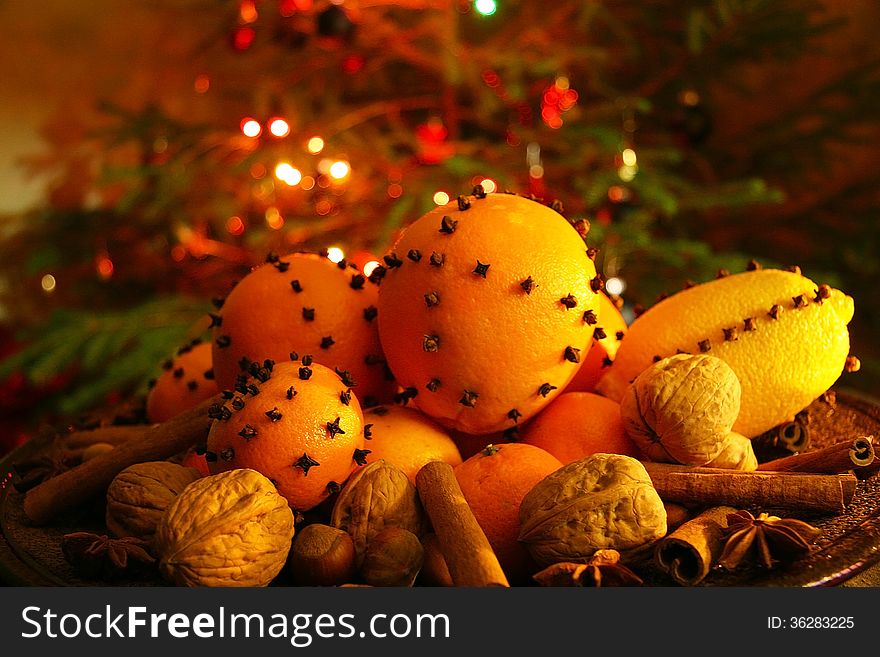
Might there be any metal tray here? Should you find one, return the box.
[2,389,880,587]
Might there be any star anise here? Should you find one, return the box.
[11,445,78,493]
[717,510,821,570]
[532,549,643,587]
[61,532,155,579]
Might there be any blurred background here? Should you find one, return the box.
[1,0,878,455]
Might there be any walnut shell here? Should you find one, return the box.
[330,460,424,568]
[620,354,741,465]
[105,461,202,544]
[705,431,758,471]
[518,453,667,567]
[155,468,295,587]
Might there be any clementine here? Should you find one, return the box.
[520,392,640,464]
[453,442,562,583]
[361,404,462,484]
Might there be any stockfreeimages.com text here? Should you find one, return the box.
[21,605,450,647]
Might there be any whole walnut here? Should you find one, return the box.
[518,453,667,567]
[106,461,202,544]
[155,468,295,587]
[705,431,758,471]
[331,460,424,568]
[620,354,741,465]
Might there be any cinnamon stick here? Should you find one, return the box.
[757,436,875,474]
[23,393,220,526]
[642,461,857,515]
[654,506,736,586]
[61,424,150,449]
[415,461,509,587]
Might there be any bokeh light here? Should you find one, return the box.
[326,246,345,263]
[241,118,262,138]
[268,118,290,138]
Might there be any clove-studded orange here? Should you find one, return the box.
[597,267,855,438]
[376,191,602,434]
[146,339,219,423]
[206,358,366,512]
[210,252,396,407]
[563,291,628,393]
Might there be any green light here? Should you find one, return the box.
[474,0,497,17]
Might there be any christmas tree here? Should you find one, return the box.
[1,0,878,450]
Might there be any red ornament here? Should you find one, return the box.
[279,0,312,16]
[229,25,256,52]
[415,118,454,165]
[342,54,365,75]
[540,78,579,129]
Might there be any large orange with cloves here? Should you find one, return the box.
[211,252,396,407]
[376,192,602,435]
[206,358,366,512]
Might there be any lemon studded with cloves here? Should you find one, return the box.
[598,267,855,438]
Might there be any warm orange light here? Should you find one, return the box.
[171,245,187,261]
[307,136,325,154]
[275,162,302,186]
[387,183,403,198]
[41,274,56,293]
[241,118,262,138]
[250,163,267,179]
[329,160,350,179]
[226,216,246,236]
[363,260,381,276]
[301,175,316,190]
[315,199,333,215]
[433,191,450,205]
[268,118,290,138]
[479,178,497,193]
[194,74,210,94]
[97,256,114,279]
[265,208,284,230]
[326,247,345,263]
[608,185,628,202]
[240,0,258,23]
